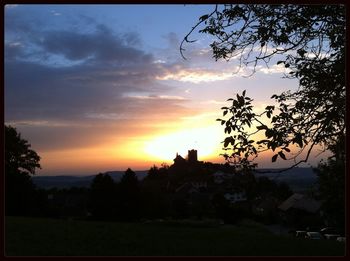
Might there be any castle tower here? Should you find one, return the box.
[188,149,198,163]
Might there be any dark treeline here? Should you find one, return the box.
[7,158,297,226]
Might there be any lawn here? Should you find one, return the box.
[5,216,345,256]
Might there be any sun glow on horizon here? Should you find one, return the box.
[144,125,223,161]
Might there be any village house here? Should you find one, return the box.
[278,193,323,228]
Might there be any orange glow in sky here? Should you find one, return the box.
[144,125,223,161]
[6,5,324,176]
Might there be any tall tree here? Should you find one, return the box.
[120,168,139,189]
[88,173,117,220]
[181,4,345,170]
[118,168,141,221]
[5,125,41,215]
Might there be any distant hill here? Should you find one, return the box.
[253,167,318,193]
[253,167,317,181]
[32,167,318,192]
[32,171,148,189]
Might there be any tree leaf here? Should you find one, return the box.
[271,143,277,151]
[294,133,303,147]
[272,154,278,162]
[265,129,274,138]
[199,14,209,21]
[278,151,287,160]
[224,137,233,148]
[224,126,231,134]
[238,95,244,105]
[252,146,257,154]
[283,147,291,152]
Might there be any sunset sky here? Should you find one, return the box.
[5,4,322,175]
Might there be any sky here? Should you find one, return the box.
[4,4,323,176]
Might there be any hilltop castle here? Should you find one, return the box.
[173,149,199,166]
[187,149,198,163]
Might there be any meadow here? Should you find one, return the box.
[5,217,345,256]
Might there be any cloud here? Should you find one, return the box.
[123,31,142,47]
[4,13,227,154]
[9,123,121,151]
[50,10,61,16]
[5,14,179,124]
[258,64,291,74]
[84,113,131,121]
[155,68,237,83]
[180,112,218,121]
[153,59,166,64]
[5,120,79,128]
[5,7,44,37]
[5,14,238,127]
[5,10,148,65]
[201,100,227,105]
[162,32,180,49]
[124,94,186,100]
[4,42,24,60]
[4,55,195,125]
[36,25,151,64]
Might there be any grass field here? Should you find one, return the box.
[5,216,345,256]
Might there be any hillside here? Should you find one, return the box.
[32,168,317,192]
[32,171,148,189]
[254,168,318,193]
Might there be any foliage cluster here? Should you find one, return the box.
[182,4,345,170]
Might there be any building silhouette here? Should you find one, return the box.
[173,149,199,166]
[188,149,198,164]
[174,153,187,166]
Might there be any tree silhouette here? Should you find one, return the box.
[314,134,345,232]
[146,165,159,180]
[141,165,170,219]
[145,164,168,181]
[120,168,139,188]
[182,5,345,170]
[118,168,141,221]
[88,173,117,220]
[5,125,41,176]
[5,125,41,215]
